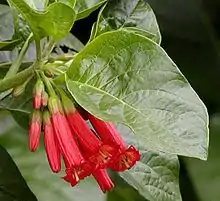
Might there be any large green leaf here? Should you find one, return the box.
[0,112,106,201]
[92,0,161,44]
[75,0,107,20]
[116,124,181,201]
[0,145,37,201]
[66,30,209,159]
[23,0,47,10]
[0,114,36,200]
[7,0,76,40]
[58,0,75,8]
[107,172,148,201]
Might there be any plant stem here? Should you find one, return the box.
[5,33,33,78]
[35,39,42,64]
[0,66,34,92]
[0,61,32,69]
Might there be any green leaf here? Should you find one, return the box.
[11,9,32,42]
[0,112,106,201]
[116,124,182,201]
[7,0,76,40]
[122,27,160,44]
[58,0,75,8]
[22,0,47,10]
[92,0,161,44]
[66,30,209,159]
[0,4,14,41]
[121,151,181,201]
[75,0,107,20]
[0,115,37,201]
[107,172,148,201]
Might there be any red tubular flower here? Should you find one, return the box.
[88,114,141,171]
[48,97,91,185]
[62,155,91,187]
[28,110,42,152]
[61,94,117,169]
[92,169,114,193]
[33,79,44,109]
[43,110,61,173]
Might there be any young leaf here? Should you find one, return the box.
[66,30,209,159]
[92,0,161,44]
[7,0,76,40]
[75,0,107,20]
[0,112,106,201]
[116,124,182,201]
[0,144,37,201]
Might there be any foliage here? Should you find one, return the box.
[0,0,210,201]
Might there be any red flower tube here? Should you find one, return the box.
[28,110,42,152]
[92,169,114,193]
[61,94,117,169]
[88,114,141,171]
[43,110,61,173]
[48,97,91,185]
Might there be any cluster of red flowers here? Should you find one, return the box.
[29,77,140,193]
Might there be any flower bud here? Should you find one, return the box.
[33,79,44,109]
[12,84,25,97]
[29,110,42,152]
[43,110,61,173]
[44,70,54,78]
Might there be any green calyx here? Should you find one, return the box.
[34,79,44,96]
[31,110,42,124]
[43,109,51,125]
[58,89,75,115]
[48,96,63,114]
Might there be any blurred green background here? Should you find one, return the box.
[1,0,220,200]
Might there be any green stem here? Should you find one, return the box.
[35,39,42,63]
[40,72,56,97]
[0,61,32,69]
[5,33,33,78]
[0,66,34,92]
